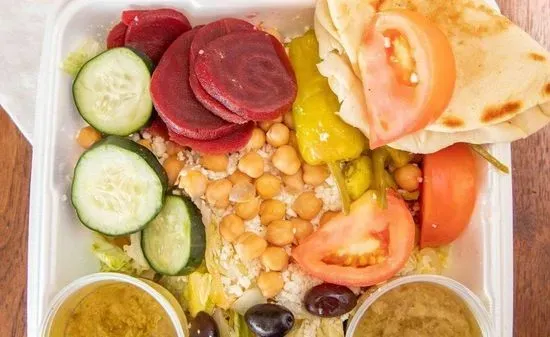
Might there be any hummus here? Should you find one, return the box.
[353,282,482,337]
[64,283,176,337]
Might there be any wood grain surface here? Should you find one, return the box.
[0,0,549,336]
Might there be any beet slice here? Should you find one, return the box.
[169,122,254,154]
[121,9,147,25]
[106,22,127,49]
[124,9,191,63]
[194,31,297,121]
[150,28,241,140]
[189,18,255,123]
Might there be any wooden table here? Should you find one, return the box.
[0,0,549,336]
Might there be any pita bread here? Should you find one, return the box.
[314,0,550,153]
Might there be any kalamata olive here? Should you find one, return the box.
[304,283,357,317]
[245,303,294,337]
[189,311,219,337]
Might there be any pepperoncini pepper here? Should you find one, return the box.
[289,31,366,213]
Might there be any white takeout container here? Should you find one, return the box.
[345,275,495,337]
[40,273,188,337]
[28,0,512,336]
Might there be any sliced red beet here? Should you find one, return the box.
[194,31,297,121]
[189,18,255,123]
[169,122,254,154]
[106,22,127,49]
[121,9,147,25]
[124,9,191,63]
[151,28,242,140]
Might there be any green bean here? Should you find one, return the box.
[383,170,398,189]
[469,144,509,174]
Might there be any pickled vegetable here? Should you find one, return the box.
[304,283,357,317]
[288,31,366,214]
[244,304,294,337]
[386,147,412,168]
[190,312,219,337]
[372,147,390,208]
[470,144,509,174]
[343,156,373,201]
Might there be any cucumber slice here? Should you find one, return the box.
[73,47,153,136]
[142,195,206,276]
[71,136,168,236]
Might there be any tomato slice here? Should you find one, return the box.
[421,143,478,248]
[358,9,456,148]
[292,191,415,287]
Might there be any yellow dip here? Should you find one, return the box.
[353,282,482,337]
[64,283,176,337]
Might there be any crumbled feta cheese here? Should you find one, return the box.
[245,216,265,236]
[275,264,323,318]
[151,136,167,158]
[129,133,141,142]
[218,240,262,297]
[314,176,342,212]
[141,131,152,140]
[274,190,298,218]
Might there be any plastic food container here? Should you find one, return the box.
[345,275,495,337]
[28,0,511,336]
[40,273,188,337]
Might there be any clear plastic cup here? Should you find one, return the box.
[40,272,188,337]
[345,275,495,337]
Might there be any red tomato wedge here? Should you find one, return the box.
[421,143,478,248]
[358,9,456,148]
[292,191,415,287]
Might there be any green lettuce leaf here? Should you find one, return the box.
[317,318,345,337]
[91,234,135,274]
[61,38,103,76]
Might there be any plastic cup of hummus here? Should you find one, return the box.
[40,272,188,337]
[345,275,495,337]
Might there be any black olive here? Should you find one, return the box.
[189,311,219,337]
[304,283,357,317]
[245,303,294,337]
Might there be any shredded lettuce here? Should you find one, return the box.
[61,38,104,76]
[204,220,233,308]
[317,318,345,337]
[398,245,450,276]
[91,234,136,274]
[122,232,151,274]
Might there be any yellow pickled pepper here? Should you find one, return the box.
[288,31,366,213]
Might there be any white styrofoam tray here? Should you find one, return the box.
[28,0,512,336]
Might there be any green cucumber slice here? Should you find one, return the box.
[73,47,153,136]
[71,136,168,236]
[141,195,206,276]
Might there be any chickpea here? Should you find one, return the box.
[235,198,261,220]
[219,214,245,242]
[205,179,232,209]
[235,232,267,261]
[266,123,290,147]
[179,170,208,198]
[290,218,314,243]
[292,192,323,220]
[320,211,340,226]
[282,168,304,194]
[283,111,294,129]
[272,145,301,175]
[165,141,184,156]
[255,173,282,199]
[76,126,101,149]
[201,154,229,172]
[261,247,289,271]
[266,220,294,246]
[163,155,185,185]
[247,127,266,150]
[302,164,330,186]
[394,164,422,192]
[137,138,152,150]
[229,181,256,203]
[257,271,284,298]
[259,121,274,132]
[239,152,264,178]
[259,199,286,225]
[229,171,252,185]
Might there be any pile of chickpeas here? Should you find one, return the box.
[178,111,334,299]
[75,111,336,299]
